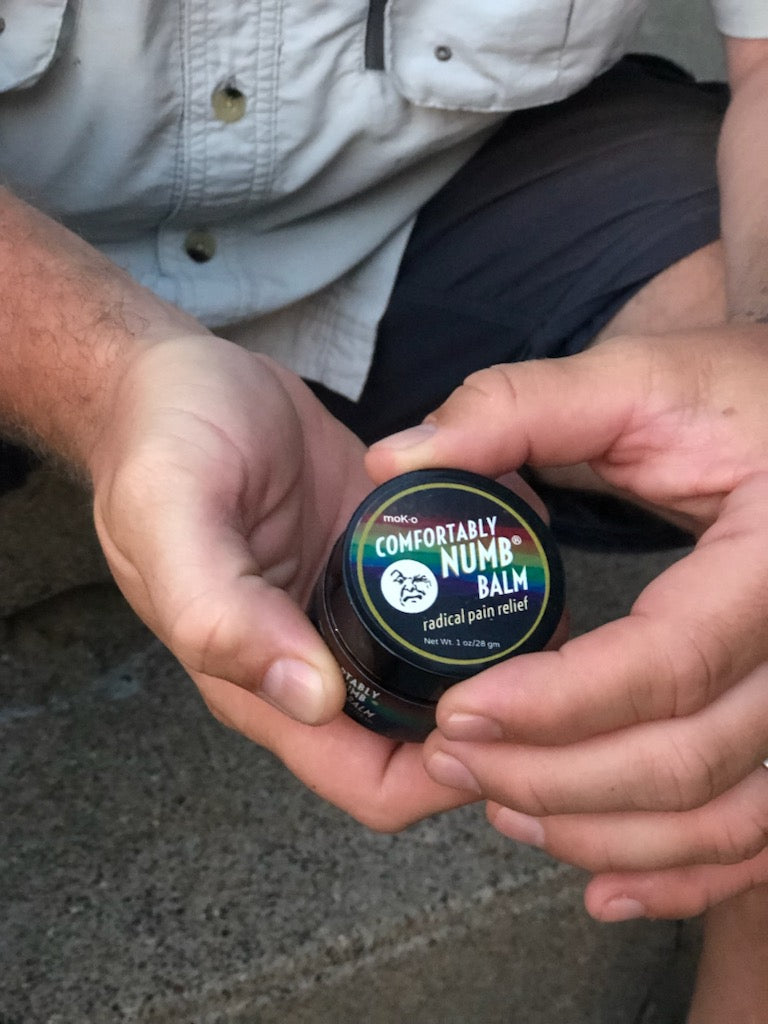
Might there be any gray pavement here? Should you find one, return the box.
[1,469,702,1024]
[1,5,723,1022]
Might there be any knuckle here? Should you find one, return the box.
[550,831,621,874]
[515,775,560,818]
[675,625,734,716]
[627,654,671,725]
[168,593,238,678]
[458,364,524,419]
[711,814,768,865]
[339,771,424,834]
[627,609,735,722]
[352,800,411,835]
[633,736,718,812]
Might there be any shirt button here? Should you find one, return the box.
[184,230,217,263]
[434,45,452,61]
[211,82,247,123]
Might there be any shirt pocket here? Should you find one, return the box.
[0,0,69,92]
[564,0,647,75]
[384,0,576,112]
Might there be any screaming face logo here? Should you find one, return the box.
[380,559,438,614]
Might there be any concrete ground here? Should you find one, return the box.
[1,4,725,1023]
[0,469,703,1024]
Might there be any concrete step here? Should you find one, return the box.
[1,470,701,1024]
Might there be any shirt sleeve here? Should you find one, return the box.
[710,0,768,37]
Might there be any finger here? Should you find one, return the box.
[485,766,768,874]
[584,847,768,921]
[96,464,346,725]
[366,346,635,482]
[366,331,768,515]
[434,477,768,746]
[423,660,768,816]
[195,674,476,831]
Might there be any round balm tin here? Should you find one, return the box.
[313,469,565,742]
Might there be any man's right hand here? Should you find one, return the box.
[89,336,472,829]
[1,189,471,830]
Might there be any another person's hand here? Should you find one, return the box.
[367,325,768,915]
[89,336,468,828]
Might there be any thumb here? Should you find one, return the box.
[95,473,346,727]
[166,568,347,728]
[366,343,645,482]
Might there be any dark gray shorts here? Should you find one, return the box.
[316,54,727,443]
[312,54,728,549]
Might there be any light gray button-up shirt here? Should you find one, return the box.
[1,1,767,399]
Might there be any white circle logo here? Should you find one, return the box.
[380,559,438,614]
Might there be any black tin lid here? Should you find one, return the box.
[342,469,564,678]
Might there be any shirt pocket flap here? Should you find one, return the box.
[0,0,69,92]
[385,0,574,112]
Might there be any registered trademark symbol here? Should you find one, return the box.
[512,535,523,545]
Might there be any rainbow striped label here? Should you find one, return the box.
[346,479,554,671]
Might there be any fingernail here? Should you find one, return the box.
[599,896,647,922]
[427,751,482,794]
[261,658,327,724]
[490,807,546,849]
[372,423,437,451]
[441,713,503,741]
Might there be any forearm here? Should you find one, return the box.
[718,38,768,321]
[0,187,208,473]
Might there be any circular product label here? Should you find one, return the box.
[343,470,564,676]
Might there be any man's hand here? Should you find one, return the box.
[89,337,468,829]
[0,188,467,830]
[367,325,768,913]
